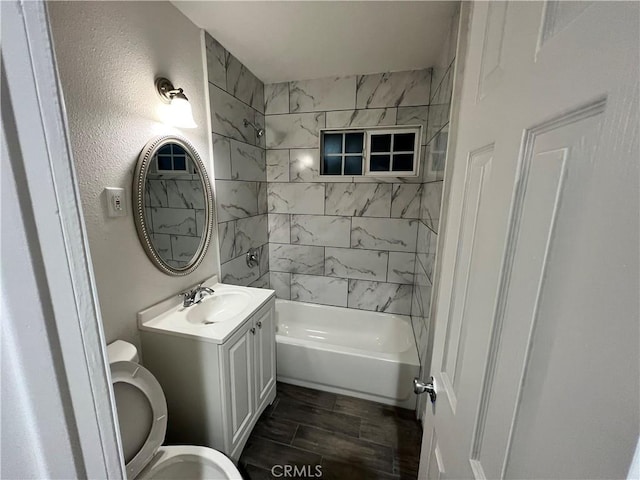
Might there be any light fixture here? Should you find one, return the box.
[155,77,197,129]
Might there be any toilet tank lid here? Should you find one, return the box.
[107,340,139,364]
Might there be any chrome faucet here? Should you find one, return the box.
[180,284,215,307]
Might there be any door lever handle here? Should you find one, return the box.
[414,376,437,403]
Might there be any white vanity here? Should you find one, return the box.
[137,277,276,461]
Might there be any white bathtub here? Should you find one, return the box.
[275,299,420,409]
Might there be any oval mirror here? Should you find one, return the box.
[132,136,214,276]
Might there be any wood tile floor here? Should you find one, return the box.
[238,383,422,479]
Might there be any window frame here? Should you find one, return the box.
[319,125,422,178]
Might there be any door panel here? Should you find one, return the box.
[223,325,254,447]
[254,304,276,408]
[420,2,638,479]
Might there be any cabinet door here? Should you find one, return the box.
[253,304,276,408]
[221,322,254,450]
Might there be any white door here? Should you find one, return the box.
[254,304,276,409]
[222,321,255,451]
[420,2,639,479]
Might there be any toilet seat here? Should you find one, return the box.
[137,446,242,480]
[110,361,167,479]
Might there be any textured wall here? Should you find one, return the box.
[263,70,436,314]
[48,1,217,347]
[205,33,270,289]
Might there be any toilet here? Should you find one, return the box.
[107,340,242,479]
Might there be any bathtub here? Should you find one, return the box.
[275,299,420,409]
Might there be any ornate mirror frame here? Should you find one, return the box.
[132,135,214,276]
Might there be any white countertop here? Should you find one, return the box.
[137,277,275,344]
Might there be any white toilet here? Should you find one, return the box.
[107,340,243,479]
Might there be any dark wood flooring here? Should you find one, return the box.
[239,383,422,479]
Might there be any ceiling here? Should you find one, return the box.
[172,1,459,84]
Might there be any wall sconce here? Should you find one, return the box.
[155,77,197,129]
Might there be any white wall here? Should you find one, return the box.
[48,1,218,347]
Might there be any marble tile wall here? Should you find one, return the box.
[264,68,442,315]
[412,5,459,419]
[206,33,269,288]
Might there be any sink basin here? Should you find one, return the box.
[186,290,252,325]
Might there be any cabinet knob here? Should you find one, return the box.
[250,327,256,335]
[257,321,262,329]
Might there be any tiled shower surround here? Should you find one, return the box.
[207,29,454,319]
[264,71,445,316]
[207,34,270,288]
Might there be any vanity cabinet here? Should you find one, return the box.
[221,302,275,454]
[139,296,276,461]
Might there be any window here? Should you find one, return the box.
[155,143,190,172]
[320,126,421,177]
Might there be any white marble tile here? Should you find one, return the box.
[424,129,448,183]
[356,69,430,109]
[166,179,205,209]
[413,260,432,318]
[264,82,289,114]
[397,106,429,145]
[266,150,290,182]
[347,280,413,315]
[268,213,290,244]
[255,112,266,149]
[421,181,443,233]
[235,214,268,256]
[205,33,227,91]
[290,215,350,247]
[218,220,235,263]
[325,108,397,128]
[325,184,391,217]
[170,235,201,263]
[265,112,325,149]
[432,64,453,106]
[291,274,348,307]
[150,233,171,261]
[221,254,260,286]
[146,180,168,207]
[215,180,258,221]
[257,181,268,214]
[212,133,232,180]
[209,84,255,144]
[258,243,269,276]
[416,220,432,254]
[325,247,388,281]
[230,139,266,181]
[391,184,422,219]
[250,272,271,290]
[387,252,415,284]
[150,207,197,236]
[268,183,324,214]
[195,209,206,236]
[226,54,264,113]
[269,244,324,274]
[351,217,418,252]
[289,76,356,113]
[427,104,450,144]
[270,271,291,300]
[290,148,352,183]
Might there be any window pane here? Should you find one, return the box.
[323,134,343,155]
[157,155,172,170]
[392,154,414,172]
[370,154,391,172]
[158,145,172,155]
[371,134,391,152]
[393,133,415,152]
[344,156,363,175]
[172,144,188,156]
[174,156,186,171]
[323,155,343,175]
[345,133,364,153]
